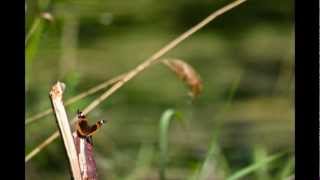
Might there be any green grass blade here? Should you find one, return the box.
[253,146,270,180]
[26,15,52,88]
[125,144,155,180]
[226,152,285,180]
[26,18,43,64]
[191,72,243,180]
[190,130,233,180]
[26,14,52,66]
[197,130,222,180]
[26,18,41,44]
[278,156,294,179]
[159,109,178,180]
[26,18,45,88]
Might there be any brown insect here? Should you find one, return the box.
[76,110,106,145]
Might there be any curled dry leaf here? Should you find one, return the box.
[162,59,203,98]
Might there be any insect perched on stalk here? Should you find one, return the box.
[74,110,107,179]
[75,110,106,145]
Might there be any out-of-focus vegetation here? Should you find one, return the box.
[26,0,294,179]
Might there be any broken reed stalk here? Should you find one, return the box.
[25,0,247,162]
[73,132,98,180]
[26,73,126,125]
[49,82,82,180]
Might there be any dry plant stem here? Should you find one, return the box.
[26,73,125,125]
[25,0,247,162]
[49,82,82,180]
[71,0,248,116]
[25,131,60,162]
[73,132,98,179]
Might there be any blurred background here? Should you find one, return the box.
[26,0,294,179]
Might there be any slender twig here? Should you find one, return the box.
[49,82,82,180]
[66,0,248,117]
[26,73,125,125]
[25,131,60,162]
[25,0,247,162]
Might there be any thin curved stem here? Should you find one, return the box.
[26,74,125,125]
[25,0,247,163]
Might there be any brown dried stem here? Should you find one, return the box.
[49,82,82,180]
[73,132,98,180]
[26,73,125,125]
[25,0,247,162]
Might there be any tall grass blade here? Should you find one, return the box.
[26,13,53,62]
[159,109,180,180]
[26,13,53,88]
[226,152,285,180]
[26,18,44,68]
[195,70,243,180]
[253,146,270,180]
[197,130,224,180]
[278,156,294,179]
[125,144,155,180]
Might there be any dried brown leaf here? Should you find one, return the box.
[162,59,203,98]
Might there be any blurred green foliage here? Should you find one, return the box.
[26,0,293,179]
